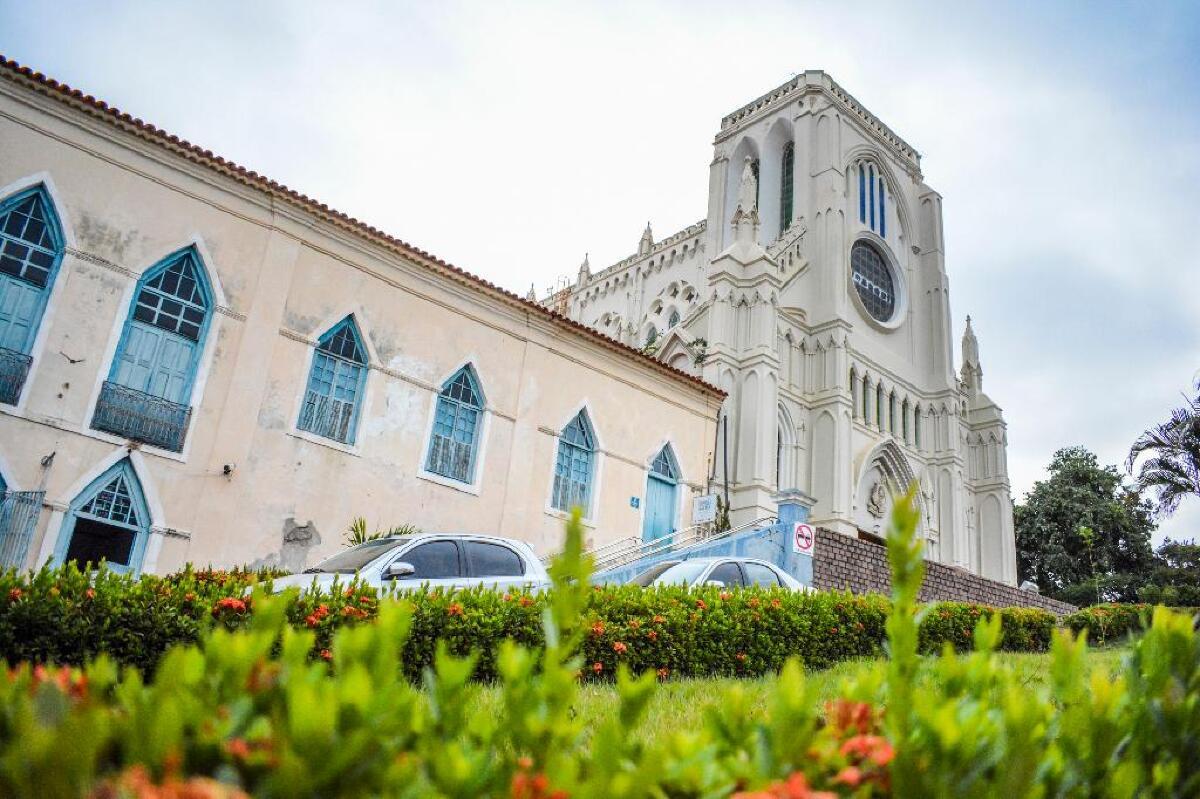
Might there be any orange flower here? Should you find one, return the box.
[305,615,319,628]
[652,614,666,624]
[628,619,641,629]
[749,597,761,608]
[447,602,464,617]
[695,599,708,610]
[519,596,534,608]
[7,588,21,602]
[85,588,96,600]
[656,667,669,679]
[319,649,333,662]
[732,772,836,799]
[184,592,196,602]
[592,661,603,674]
[503,593,513,602]
[719,591,731,601]
[225,738,252,760]
[646,630,658,641]
[834,766,862,787]
[735,652,747,662]
[612,641,627,654]
[590,621,606,637]
[770,598,782,609]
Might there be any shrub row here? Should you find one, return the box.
[1,502,1198,797]
[1063,602,1200,644]
[0,564,1055,679]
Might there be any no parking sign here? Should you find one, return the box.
[792,522,815,555]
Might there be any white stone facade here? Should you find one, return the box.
[552,71,1016,583]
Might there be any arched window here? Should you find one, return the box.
[901,398,910,442]
[425,366,484,484]
[876,384,885,430]
[645,327,658,347]
[913,405,922,449]
[889,392,897,433]
[668,309,680,329]
[751,158,761,208]
[93,247,212,452]
[0,185,64,405]
[862,375,871,421]
[551,410,596,513]
[643,444,680,541]
[298,316,368,445]
[857,161,887,237]
[779,141,795,233]
[55,459,150,576]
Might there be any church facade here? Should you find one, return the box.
[550,71,1017,583]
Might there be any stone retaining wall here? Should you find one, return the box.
[812,527,1076,616]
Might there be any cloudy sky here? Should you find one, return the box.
[2,1,1197,542]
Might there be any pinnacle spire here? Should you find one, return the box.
[960,315,982,396]
[638,223,654,256]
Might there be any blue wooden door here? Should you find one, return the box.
[642,473,677,542]
[113,322,194,403]
[0,274,42,352]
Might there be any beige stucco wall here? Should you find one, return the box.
[0,78,722,573]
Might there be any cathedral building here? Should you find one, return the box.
[550,71,1017,583]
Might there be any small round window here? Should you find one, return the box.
[851,241,895,322]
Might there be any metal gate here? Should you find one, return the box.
[0,491,44,570]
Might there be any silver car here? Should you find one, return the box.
[629,557,807,590]
[269,533,550,594]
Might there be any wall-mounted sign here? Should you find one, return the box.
[630,496,640,509]
[692,494,717,523]
[792,522,815,555]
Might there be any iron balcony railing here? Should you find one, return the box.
[297,392,356,444]
[0,491,44,570]
[0,346,32,406]
[92,381,192,452]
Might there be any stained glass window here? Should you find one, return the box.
[851,241,895,322]
[426,367,483,483]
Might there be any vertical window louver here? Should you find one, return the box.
[298,316,367,445]
[780,141,794,233]
[425,366,484,484]
[857,161,888,237]
[552,411,596,513]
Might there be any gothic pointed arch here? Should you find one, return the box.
[777,403,798,490]
[853,439,927,537]
[92,246,214,451]
[424,363,486,484]
[54,458,151,575]
[551,407,598,516]
[0,183,66,405]
[297,315,369,445]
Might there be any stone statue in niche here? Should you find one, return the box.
[867,481,887,518]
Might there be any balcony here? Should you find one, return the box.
[92,381,192,452]
[0,347,32,406]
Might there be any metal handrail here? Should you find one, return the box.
[591,515,779,573]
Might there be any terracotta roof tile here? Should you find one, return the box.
[0,55,723,399]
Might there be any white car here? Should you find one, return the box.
[628,557,807,590]
[268,534,550,594]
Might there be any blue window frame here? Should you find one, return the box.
[298,316,368,445]
[642,444,680,542]
[552,410,596,513]
[93,247,213,451]
[650,445,679,481]
[54,459,151,575]
[426,365,484,483]
[0,185,65,405]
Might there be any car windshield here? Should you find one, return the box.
[644,560,711,587]
[629,561,681,587]
[304,539,398,574]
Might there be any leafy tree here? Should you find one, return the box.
[1127,379,1200,517]
[1015,446,1155,602]
[1138,538,1200,606]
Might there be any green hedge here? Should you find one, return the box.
[1063,603,1200,645]
[0,564,1056,679]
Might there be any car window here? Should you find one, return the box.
[708,561,744,587]
[742,562,782,587]
[649,561,709,586]
[630,561,682,587]
[308,538,398,574]
[466,541,525,577]
[396,540,461,579]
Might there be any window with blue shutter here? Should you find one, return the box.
[93,247,212,451]
[0,185,65,405]
[298,316,368,445]
[425,365,484,483]
[856,161,888,236]
[551,410,596,513]
[55,458,151,575]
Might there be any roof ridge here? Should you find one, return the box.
[0,55,724,398]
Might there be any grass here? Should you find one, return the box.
[466,647,1128,743]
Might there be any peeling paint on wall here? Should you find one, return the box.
[361,378,425,438]
[76,213,140,262]
[249,517,322,573]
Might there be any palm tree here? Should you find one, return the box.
[1127,380,1200,516]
